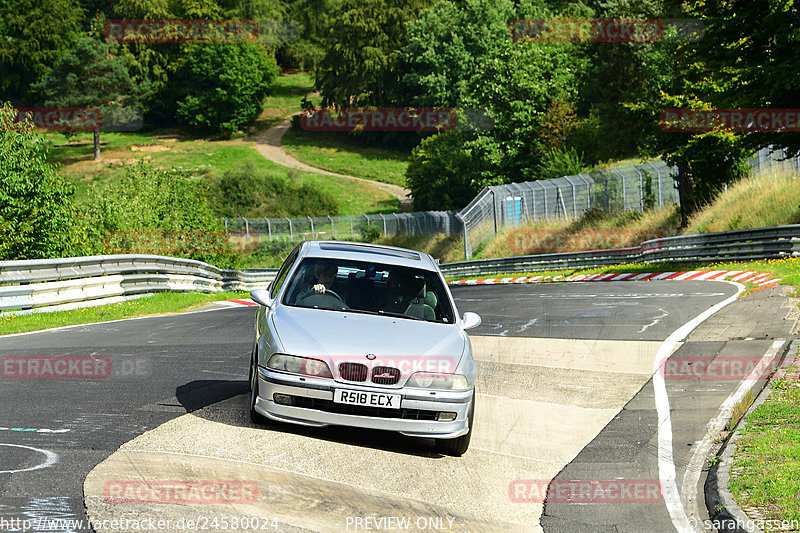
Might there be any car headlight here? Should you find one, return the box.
[267,354,333,378]
[406,372,470,390]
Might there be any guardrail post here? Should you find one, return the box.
[543,187,549,219]
[265,218,272,241]
[286,217,293,242]
[614,168,627,211]
[634,166,645,210]
[456,212,469,260]
[491,188,498,235]
[308,216,314,239]
[328,216,335,239]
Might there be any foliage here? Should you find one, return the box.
[682,0,800,157]
[537,147,585,180]
[211,160,338,217]
[31,35,146,159]
[316,0,430,106]
[175,43,278,135]
[401,0,514,107]
[80,162,233,264]
[576,0,680,161]
[406,131,479,211]
[0,103,84,260]
[0,0,83,102]
[359,222,381,243]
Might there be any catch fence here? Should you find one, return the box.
[457,161,678,258]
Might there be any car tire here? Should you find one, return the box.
[435,393,474,457]
[249,352,266,425]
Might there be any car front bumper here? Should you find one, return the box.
[254,366,472,439]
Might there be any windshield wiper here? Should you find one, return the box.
[343,308,423,321]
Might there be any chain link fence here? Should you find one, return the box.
[224,147,800,259]
[749,146,800,176]
[457,161,679,258]
[223,212,461,243]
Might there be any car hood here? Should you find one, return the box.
[271,306,468,372]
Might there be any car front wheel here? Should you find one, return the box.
[435,393,474,457]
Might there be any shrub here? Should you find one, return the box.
[0,103,85,259]
[176,43,279,135]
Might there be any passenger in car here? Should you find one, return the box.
[382,270,427,318]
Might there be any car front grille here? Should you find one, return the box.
[371,366,400,385]
[288,396,438,421]
[339,362,368,382]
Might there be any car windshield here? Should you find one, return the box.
[282,257,455,324]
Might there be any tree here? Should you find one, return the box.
[681,0,800,156]
[0,0,83,103]
[316,0,430,107]
[401,0,515,107]
[0,103,84,260]
[31,36,146,160]
[175,43,278,135]
[406,131,478,211]
[577,0,680,161]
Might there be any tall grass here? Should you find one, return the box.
[686,170,800,234]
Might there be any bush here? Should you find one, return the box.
[176,43,279,135]
[537,147,585,180]
[0,103,85,259]
[406,132,480,211]
[359,222,381,243]
[80,162,237,265]
[211,161,338,217]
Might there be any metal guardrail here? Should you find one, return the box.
[4,225,799,311]
[439,225,800,278]
[0,255,277,311]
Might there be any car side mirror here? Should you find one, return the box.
[250,288,273,308]
[462,312,481,330]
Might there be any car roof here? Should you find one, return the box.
[300,240,438,271]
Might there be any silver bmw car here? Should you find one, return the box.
[247,240,481,456]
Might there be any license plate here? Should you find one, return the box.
[334,389,401,409]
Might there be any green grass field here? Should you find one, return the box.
[729,354,800,528]
[282,128,409,186]
[255,70,320,130]
[46,133,399,215]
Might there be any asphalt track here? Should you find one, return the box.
[0,281,794,532]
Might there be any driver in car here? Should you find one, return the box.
[311,263,338,294]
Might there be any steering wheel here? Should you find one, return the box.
[297,288,345,308]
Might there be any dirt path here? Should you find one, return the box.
[253,114,412,209]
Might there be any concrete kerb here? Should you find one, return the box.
[704,340,799,533]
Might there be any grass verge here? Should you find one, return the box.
[729,351,800,528]
[0,291,248,336]
[282,128,409,187]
